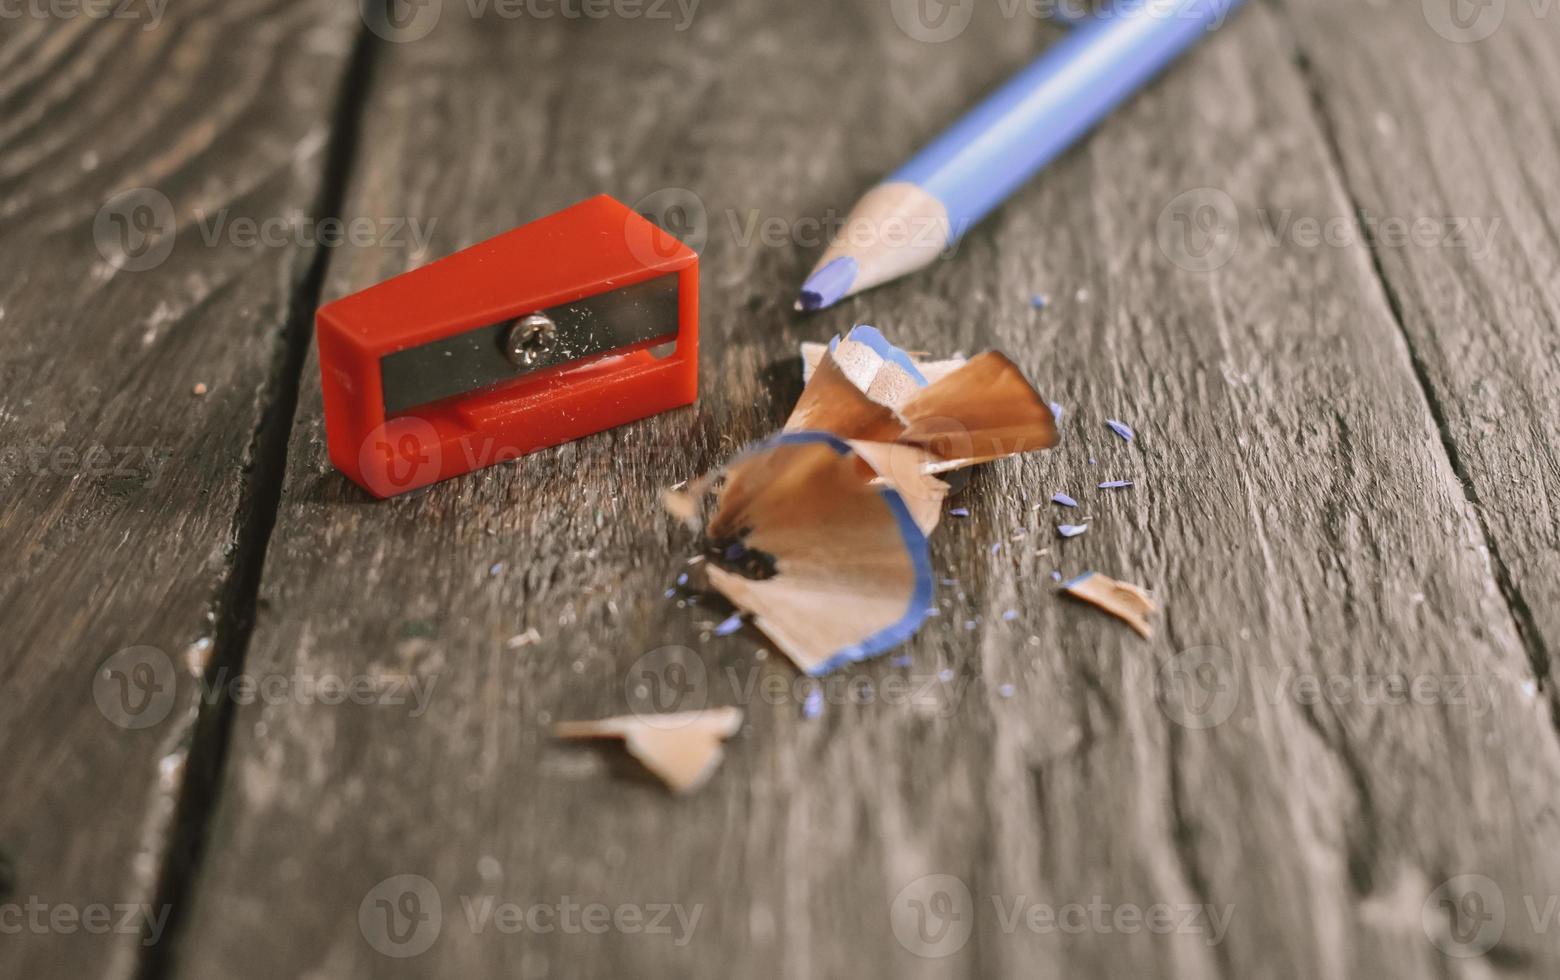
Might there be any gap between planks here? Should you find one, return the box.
[1263,0,1556,719]
[127,22,383,980]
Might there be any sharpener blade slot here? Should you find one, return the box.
[379,273,680,416]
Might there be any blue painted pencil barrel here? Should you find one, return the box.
[891,0,1247,233]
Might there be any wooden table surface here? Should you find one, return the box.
[4,0,1559,976]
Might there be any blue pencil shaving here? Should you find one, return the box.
[1002,609,1019,621]
[839,325,929,386]
[949,507,970,517]
[1049,401,1064,424]
[713,613,743,637]
[1106,419,1135,442]
[1051,492,1078,507]
[676,572,689,586]
[1057,524,1088,538]
[1097,480,1133,490]
[1050,570,1062,581]
[1031,293,1049,310]
[802,688,824,719]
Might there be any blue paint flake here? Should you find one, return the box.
[890,655,913,667]
[676,572,689,586]
[664,588,677,599]
[1106,419,1135,442]
[1098,480,1133,490]
[938,668,955,682]
[1002,610,1019,621]
[949,507,970,517]
[990,542,1001,555]
[714,613,743,636]
[998,684,1016,698]
[1030,293,1049,310]
[1058,524,1089,538]
[802,688,824,719]
[1049,401,1064,424]
[1051,492,1078,508]
[1050,570,1063,582]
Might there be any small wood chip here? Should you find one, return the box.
[554,707,742,795]
[1060,571,1157,638]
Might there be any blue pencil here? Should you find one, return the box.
[796,0,1247,312]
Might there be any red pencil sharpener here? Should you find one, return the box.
[317,194,698,498]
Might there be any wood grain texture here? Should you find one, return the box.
[0,2,357,978]
[1269,0,1560,724]
[126,2,1560,979]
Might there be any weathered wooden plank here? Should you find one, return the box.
[0,2,358,978]
[1270,0,1560,727]
[174,2,1560,978]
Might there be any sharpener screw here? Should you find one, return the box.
[505,313,557,367]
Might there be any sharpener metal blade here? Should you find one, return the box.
[379,273,680,416]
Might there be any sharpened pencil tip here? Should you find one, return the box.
[795,256,858,313]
